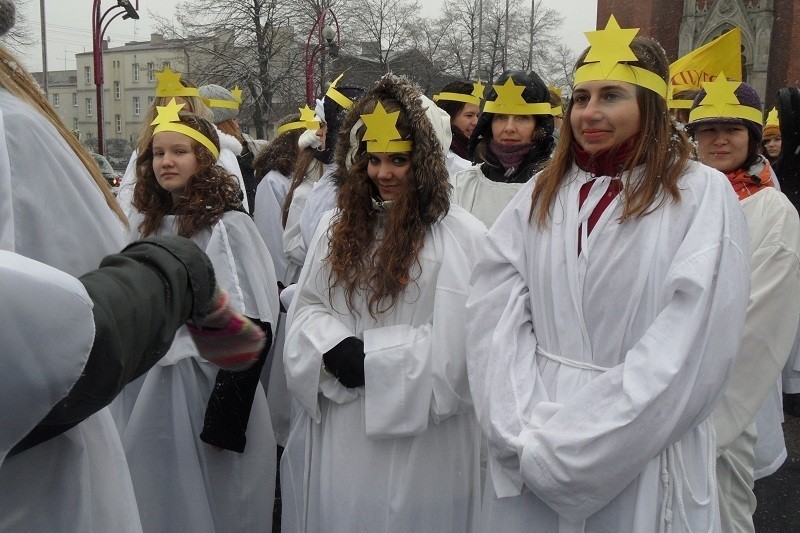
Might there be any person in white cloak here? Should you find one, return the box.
[114,102,280,532]
[466,19,751,532]
[451,70,555,228]
[281,74,485,532]
[116,67,249,215]
[433,80,483,178]
[687,78,800,532]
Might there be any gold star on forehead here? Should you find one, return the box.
[231,86,243,104]
[766,107,779,127]
[472,80,485,99]
[361,102,411,153]
[493,78,527,106]
[584,15,639,77]
[155,67,183,94]
[151,97,185,126]
[698,72,742,114]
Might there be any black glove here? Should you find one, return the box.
[323,336,366,388]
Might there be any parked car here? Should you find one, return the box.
[90,152,122,194]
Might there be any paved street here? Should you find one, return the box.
[754,411,800,531]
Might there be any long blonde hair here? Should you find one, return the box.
[0,45,128,227]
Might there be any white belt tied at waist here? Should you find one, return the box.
[535,345,717,533]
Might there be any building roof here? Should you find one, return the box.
[31,70,77,88]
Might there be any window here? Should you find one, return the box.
[86,97,93,117]
[147,62,155,82]
[133,96,140,116]
[114,81,120,100]
[72,92,78,107]
[115,114,121,133]
[73,117,78,130]
[53,93,60,107]
[132,63,139,83]
[84,66,91,85]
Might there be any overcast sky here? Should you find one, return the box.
[14,0,598,74]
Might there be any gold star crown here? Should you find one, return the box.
[276,105,321,135]
[765,107,779,128]
[483,78,552,115]
[326,72,355,110]
[151,98,219,158]
[231,86,243,104]
[154,67,201,98]
[433,80,485,107]
[688,72,763,125]
[360,102,412,153]
[573,15,667,97]
[548,84,564,116]
[667,84,694,109]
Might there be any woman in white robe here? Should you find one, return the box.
[115,105,280,531]
[688,79,800,531]
[466,29,751,532]
[433,80,481,178]
[282,75,485,532]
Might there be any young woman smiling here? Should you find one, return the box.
[466,19,751,531]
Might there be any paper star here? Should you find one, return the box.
[151,98,185,126]
[329,72,345,91]
[155,67,184,95]
[492,78,527,107]
[472,80,486,99]
[361,102,406,152]
[298,105,318,123]
[548,84,563,99]
[583,15,639,77]
[766,107,779,127]
[231,86,243,104]
[698,72,741,115]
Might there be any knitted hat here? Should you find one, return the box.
[199,84,239,124]
[0,0,14,38]
[469,70,555,156]
[687,78,764,143]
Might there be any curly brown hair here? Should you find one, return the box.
[326,92,448,318]
[253,115,303,180]
[133,112,242,238]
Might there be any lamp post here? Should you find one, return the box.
[304,7,340,105]
[92,0,139,155]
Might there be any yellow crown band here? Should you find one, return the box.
[366,139,413,153]
[156,87,201,98]
[153,122,220,159]
[276,120,319,135]
[433,92,481,106]
[688,104,763,126]
[483,100,553,115]
[574,62,667,98]
[551,105,563,116]
[203,98,240,110]
[668,99,694,109]
[327,87,354,110]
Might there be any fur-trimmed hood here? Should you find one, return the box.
[214,126,243,156]
[333,75,453,225]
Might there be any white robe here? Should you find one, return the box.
[451,165,526,228]
[114,210,279,532]
[467,161,751,532]
[0,89,141,531]
[446,149,473,180]
[117,127,249,217]
[282,206,486,532]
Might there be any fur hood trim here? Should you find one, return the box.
[333,75,452,225]
[214,126,242,156]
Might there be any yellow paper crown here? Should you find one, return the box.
[667,85,695,109]
[765,107,779,128]
[326,73,355,110]
[688,72,763,125]
[361,102,412,153]
[433,80,485,106]
[548,84,564,116]
[154,67,201,98]
[151,98,219,158]
[276,105,321,135]
[204,85,242,111]
[483,78,552,115]
[573,15,667,98]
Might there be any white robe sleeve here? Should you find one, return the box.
[217,148,248,213]
[299,170,337,249]
[115,150,138,219]
[253,171,290,282]
[467,183,751,521]
[713,191,800,451]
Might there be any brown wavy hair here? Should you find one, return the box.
[252,114,303,180]
[326,91,449,317]
[530,37,691,226]
[282,148,324,227]
[133,112,242,238]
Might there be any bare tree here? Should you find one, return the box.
[339,0,421,69]
[2,0,34,58]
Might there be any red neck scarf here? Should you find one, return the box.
[572,137,637,177]
[726,161,775,201]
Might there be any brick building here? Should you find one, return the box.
[597,0,800,109]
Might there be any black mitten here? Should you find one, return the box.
[323,337,366,388]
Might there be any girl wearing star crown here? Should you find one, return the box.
[433,80,483,177]
[466,21,751,531]
[115,102,281,531]
[687,79,800,532]
[451,70,555,228]
[281,75,485,531]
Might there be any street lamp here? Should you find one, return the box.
[92,0,139,155]
[305,8,341,105]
